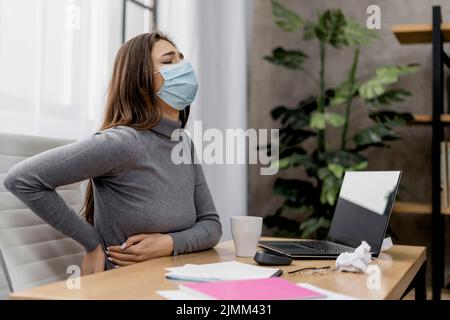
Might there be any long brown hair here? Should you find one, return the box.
[82,31,190,225]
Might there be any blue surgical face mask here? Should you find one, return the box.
[153,60,199,110]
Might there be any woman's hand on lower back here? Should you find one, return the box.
[106,233,174,266]
[81,244,106,275]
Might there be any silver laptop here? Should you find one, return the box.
[258,171,402,258]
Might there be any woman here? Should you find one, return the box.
[3,32,222,275]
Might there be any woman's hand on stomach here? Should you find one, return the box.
[81,244,106,275]
[106,233,174,266]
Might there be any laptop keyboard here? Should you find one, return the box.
[293,241,350,254]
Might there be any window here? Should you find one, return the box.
[123,0,157,42]
[0,0,157,140]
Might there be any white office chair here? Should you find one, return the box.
[0,132,86,298]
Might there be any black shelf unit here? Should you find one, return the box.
[431,5,448,301]
[393,5,449,300]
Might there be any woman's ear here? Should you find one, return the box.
[152,72,164,93]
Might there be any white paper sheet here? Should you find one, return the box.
[165,261,280,282]
[156,290,198,300]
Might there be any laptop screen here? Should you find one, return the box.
[327,171,401,254]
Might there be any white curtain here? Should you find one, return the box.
[158,0,253,240]
[0,0,152,140]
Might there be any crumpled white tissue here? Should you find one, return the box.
[335,241,372,273]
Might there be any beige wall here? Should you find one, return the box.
[249,0,450,281]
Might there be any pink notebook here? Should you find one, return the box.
[178,277,324,300]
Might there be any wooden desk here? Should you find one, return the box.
[9,237,426,300]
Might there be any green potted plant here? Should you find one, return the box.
[263,0,418,239]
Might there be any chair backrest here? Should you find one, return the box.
[0,132,86,297]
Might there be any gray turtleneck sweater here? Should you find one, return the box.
[3,118,222,270]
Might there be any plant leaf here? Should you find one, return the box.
[297,96,320,115]
[366,89,412,106]
[265,47,308,70]
[310,112,345,129]
[376,64,418,80]
[322,177,340,205]
[314,9,348,48]
[324,112,345,127]
[275,152,318,171]
[300,217,331,238]
[322,174,340,205]
[297,91,335,114]
[331,78,359,106]
[350,161,368,170]
[353,124,398,150]
[316,166,342,206]
[273,178,317,207]
[359,64,419,100]
[319,150,368,170]
[271,0,304,32]
[271,106,311,132]
[343,20,378,46]
[310,112,326,129]
[369,110,414,126]
[327,163,345,178]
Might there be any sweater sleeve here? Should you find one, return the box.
[3,126,140,253]
[168,144,223,255]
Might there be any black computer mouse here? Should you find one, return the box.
[253,250,293,266]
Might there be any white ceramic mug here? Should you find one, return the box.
[230,216,263,257]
